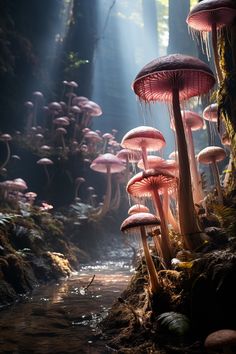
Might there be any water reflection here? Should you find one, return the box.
[0,261,132,353]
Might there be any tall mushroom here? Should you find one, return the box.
[121,212,160,294]
[187,0,236,83]
[133,54,215,250]
[127,169,177,267]
[90,153,125,219]
[197,146,226,203]
[121,126,166,170]
[37,158,54,186]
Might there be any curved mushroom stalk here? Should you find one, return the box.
[121,212,160,294]
[0,134,12,168]
[110,179,121,211]
[140,225,159,293]
[162,188,180,233]
[211,160,224,203]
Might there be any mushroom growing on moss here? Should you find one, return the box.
[121,212,160,294]
[133,53,215,250]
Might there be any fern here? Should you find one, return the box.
[212,204,236,237]
[157,312,190,336]
[0,214,18,231]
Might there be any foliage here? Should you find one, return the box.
[211,203,236,238]
[157,311,191,336]
[64,51,89,76]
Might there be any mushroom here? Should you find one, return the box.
[187,0,236,82]
[37,158,54,186]
[121,212,160,294]
[116,148,142,183]
[133,54,215,250]
[198,146,226,203]
[138,156,179,233]
[90,153,126,219]
[74,177,85,201]
[121,126,166,170]
[127,169,177,266]
[0,134,12,170]
[204,329,236,354]
[32,91,44,127]
[128,204,150,215]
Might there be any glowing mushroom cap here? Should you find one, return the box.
[203,103,218,122]
[90,153,126,174]
[84,131,103,143]
[0,134,12,142]
[187,0,236,32]
[204,329,236,351]
[53,117,70,126]
[128,204,150,215]
[127,169,177,198]
[197,146,226,164]
[133,54,215,102]
[37,158,54,165]
[137,155,165,170]
[49,102,62,111]
[80,100,102,116]
[121,126,166,152]
[181,110,204,131]
[116,149,142,163]
[121,212,161,234]
[13,178,28,191]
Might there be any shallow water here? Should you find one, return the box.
[0,260,133,354]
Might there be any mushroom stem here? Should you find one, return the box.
[185,125,204,204]
[163,188,180,233]
[211,22,223,83]
[172,88,201,249]
[211,160,223,203]
[110,180,121,210]
[43,165,51,186]
[0,142,11,170]
[151,188,172,267]
[91,166,112,219]
[140,225,159,294]
[141,144,149,170]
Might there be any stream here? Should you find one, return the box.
[0,260,133,354]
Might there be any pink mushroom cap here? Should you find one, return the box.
[127,169,177,197]
[121,212,160,234]
[197,146,226,164]
[187,0,236,32]
[37,158,54,165]
[116,149,142,163]
[181,110,204,130]
[90,153,126,174]
[203,103,218,122]
[121,126,166,152]
[128,204,150,215]
[132,54,215,102]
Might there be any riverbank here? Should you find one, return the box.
[0,202,128,308]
